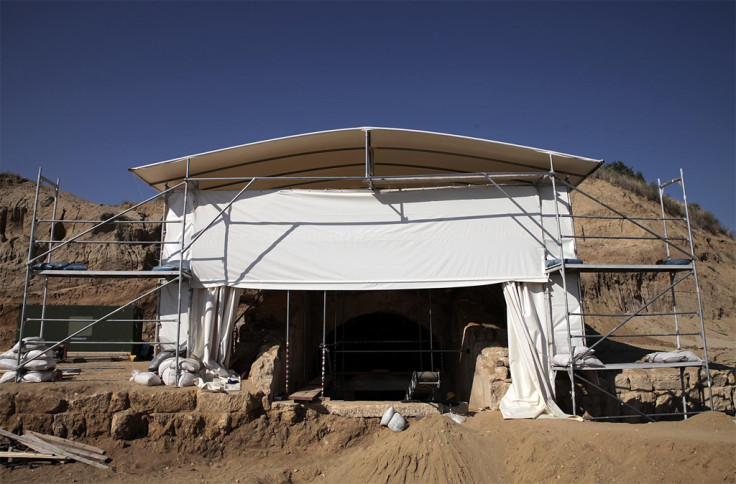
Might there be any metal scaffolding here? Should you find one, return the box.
[546,169,712,421]
[14,152,711,418]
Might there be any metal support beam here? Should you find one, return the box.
[321,291,327,397]
[285,290,290,395]
[16,168,44,380]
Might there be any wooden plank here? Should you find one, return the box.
[19,434,109,470]
[25,434,107,462]
[0,451,67,460]
[26,430,106,455]
[289,386,322,402]
[0,427,23,442]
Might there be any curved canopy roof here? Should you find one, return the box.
[129,127,603,191]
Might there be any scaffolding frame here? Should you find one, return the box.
[545,169,713,421]
[16,152,711,417]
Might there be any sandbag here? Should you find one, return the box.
[130,370,162,386]
[388,412,407,432]
[0,358,17,370]
[11,337,46,352]
[148,350,174,372]
[160,366,197,386]
[25,348,54,359]
[380,406,395,426]
[160,366,177,385]
[159,357,201,374]
[0,349,18,359]
[178,371,197,387]
[0,371,16,383]
[15,370,55,383]
[22,358,56,371]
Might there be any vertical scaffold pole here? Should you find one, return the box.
[285,290,290,396]
[40,176,59,340]
[174,159,190,387]
[680,169,713,410]
[155,184,170,356]
[17,168,44,380]
[321,291,327,397]
[549,156,576,416]
[429,289,434,371]
[659,177,688,418]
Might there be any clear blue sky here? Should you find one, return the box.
[1,1,734,230]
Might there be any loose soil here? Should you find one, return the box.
[1,411,734,483]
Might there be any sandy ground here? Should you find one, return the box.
[1,409,735,483]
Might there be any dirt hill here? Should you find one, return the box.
[0,172,734,363]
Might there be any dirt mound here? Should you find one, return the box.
[324,413,503,483]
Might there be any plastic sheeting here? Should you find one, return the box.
[500,281,567,419]
[163,185,578,290]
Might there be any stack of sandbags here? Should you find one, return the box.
[0,337,57,383]
[380,406,408,432]
[158,356,202,386]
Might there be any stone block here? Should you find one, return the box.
[709,387,734,414]
[84,413,112,437]
[52,413,86,438]
[148,412,230,440]
[628,372,653,392]
[710,371,730,388]
[654,392,676,414]
[247,343,282,398]
[109,392,129,412]
[128,388,196,413]
[17,413,54,434]
[491,366,510,382]
[197,388,263,414]
[614,374,630,390]
[15,392,66,414]
[68,392,111,414]
[651,373,686,392]
[111,410,147,440]
[618,391,655,414]
[0,392,15,418]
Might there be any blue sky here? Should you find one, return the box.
[1,1,734,230]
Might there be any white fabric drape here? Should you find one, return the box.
[188,286,242,370]
[162,185,580,290]
[500,281,566,419]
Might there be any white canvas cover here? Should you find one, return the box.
[500,282,567,418]
[162,185,578,290]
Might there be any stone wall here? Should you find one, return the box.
[0,384,265,441]
[557,366,735,419]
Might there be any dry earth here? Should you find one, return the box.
[1,172,735,482]
[1,410,734,483]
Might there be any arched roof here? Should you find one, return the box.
[129,127,603,191]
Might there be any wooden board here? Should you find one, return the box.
[0,451,67,460]
[20,434,109,470]
[289,386,322,402]
[27,430,106,455]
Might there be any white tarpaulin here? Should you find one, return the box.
[188,286,242,370]
[163,185,578,290]
[500,281,567,418]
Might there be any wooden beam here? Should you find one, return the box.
[0,451,67,460]
[26,430,106,455]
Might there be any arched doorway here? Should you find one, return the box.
[328,311,442,401]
